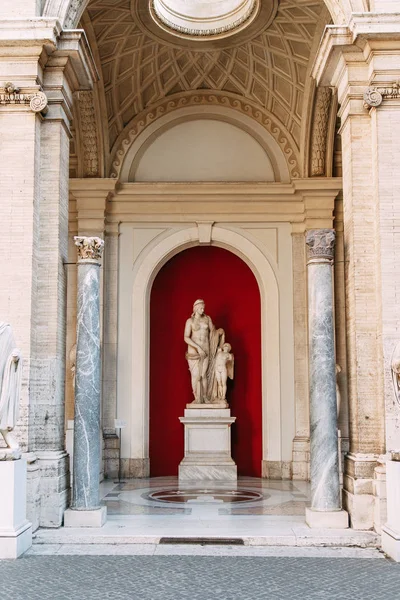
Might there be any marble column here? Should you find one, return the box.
[305,229,348,529]
[64,236,106,528]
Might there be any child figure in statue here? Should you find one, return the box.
[214,343,234,404]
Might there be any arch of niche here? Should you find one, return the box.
[116,224,294,472]
[117,102,292,183]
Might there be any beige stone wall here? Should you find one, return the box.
[371,105,400,452]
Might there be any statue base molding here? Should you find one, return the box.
[0,459,32,558]
[179,408,237,481]
[381,459,400,562]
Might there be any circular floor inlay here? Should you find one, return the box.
[147,488,265,504]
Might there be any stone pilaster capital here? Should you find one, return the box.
[306,229,336,264]
[0,83,48,114]
[74,236,104,264]
[363,83,400,108]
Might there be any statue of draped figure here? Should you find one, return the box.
[184,299,232,405]
[0,322,23,456]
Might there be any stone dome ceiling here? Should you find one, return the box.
[85,0,325,152]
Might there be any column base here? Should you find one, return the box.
[382,526,400,562]
[64,506,107,528]
[306,508,349,529]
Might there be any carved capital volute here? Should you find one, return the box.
[364,82,400,109]
[74,236,104,264]
[306,229,336,263]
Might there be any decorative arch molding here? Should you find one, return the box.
[120,224,293,470]
[119,103,291,183]
[110,91,301,180]
[45,0,357,29]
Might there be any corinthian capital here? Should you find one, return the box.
[306,229,335,262]
[74,236,104,264]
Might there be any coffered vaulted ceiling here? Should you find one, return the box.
[85,0,327,152]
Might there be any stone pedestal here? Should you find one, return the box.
[382,459,400,561]
[0,460,32,559]
[179,407,237,480]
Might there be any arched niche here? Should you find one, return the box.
[149,245,263,477]
[118,106,291,183]
[116,224,296,476]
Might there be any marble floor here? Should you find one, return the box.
[100,476,311,518]
[33,478,380,548]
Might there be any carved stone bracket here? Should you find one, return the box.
[364,83,400,109]
[0,83,48,114]
[306,229,336,263]
[74,236,104,264]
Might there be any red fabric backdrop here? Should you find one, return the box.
[150,246,262,477]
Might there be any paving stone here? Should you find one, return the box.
[0,555,399,600]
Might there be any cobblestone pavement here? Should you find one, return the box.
[1,552,400,600]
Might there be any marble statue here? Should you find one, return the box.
[184,299,230,405]
[0,322,22,458]
[391,341,400,405]
[214,343,234,403]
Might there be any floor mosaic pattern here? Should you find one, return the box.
[101,477,310,517]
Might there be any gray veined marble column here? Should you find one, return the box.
[64,236,106,528]
[305,229,348,529]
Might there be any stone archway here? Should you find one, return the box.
[115,224,294,477]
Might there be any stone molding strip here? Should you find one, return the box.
[364,82,400,108]
[0,83,48,113]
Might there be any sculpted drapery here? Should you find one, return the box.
[0,322,22,453]
[184,299,233,405]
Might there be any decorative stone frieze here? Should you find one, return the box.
[78,91,100,177]
[64,0,82,28]
[310,87,332,177]
[306,229,336,262]
[0,84,48,113]
[74,236,104,263]
[364,83,400,108]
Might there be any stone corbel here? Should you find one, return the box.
[363,82,400,108]
[0,82,48,114]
